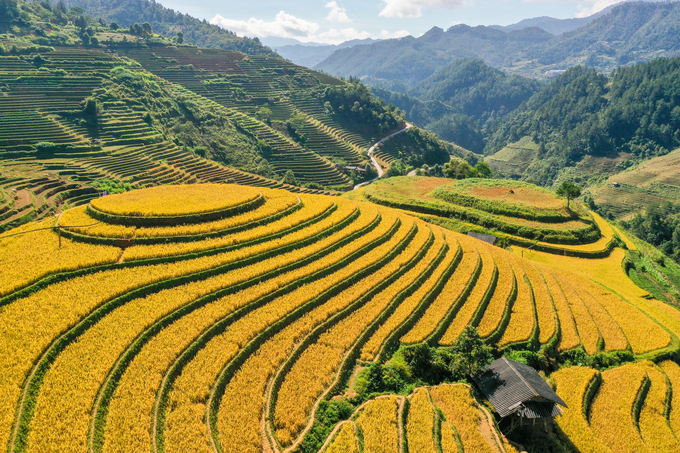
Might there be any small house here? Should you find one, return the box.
[612,182,620,187]
[467,232,497,245]
[472,357,567,434]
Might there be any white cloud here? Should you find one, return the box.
[325,1,351,23]
[318,28,373,44]
[575,0,620,17]
[379,0,465,18]
[380,29,411,39]
[210,11,319,38]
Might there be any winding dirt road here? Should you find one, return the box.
[353,123,413,190]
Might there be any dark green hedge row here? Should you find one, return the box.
[86,192,265,226]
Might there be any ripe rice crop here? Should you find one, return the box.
[355,396,401,453]
[90,183,261,217]
[537,266,580,351]
[406,388,438,453]
[360,231,453,361]
[273,226,432,446]
[60,188,299,239]
[0,219,121,297]
[660,361,680,437]
[439,245,496,345]
[171,215,411,452]
[429,384,498,453]
[552,274,601,354]
[638,362,680,451]
[323,422,359,453]
[122,194,335,260]
[476,248,515,338]
[102,205,382,452]
[589,362,648,452]
[4,182,679,453]
[401,234,479,344]
[552,366,611,453]
[499,257,535,346]
[528,264,557,344]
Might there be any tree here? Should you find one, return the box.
[176,31,184,44]
[255,107,272,124]
[141,22,153,37]
[110,22,119,30]
[448,326,493,377]
[472,161,492,178]
[443,157,472,179]
[282,170,298,186]
[556,182,581,209]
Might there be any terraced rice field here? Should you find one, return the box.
[554,361,680,453]
[2,183,680,453]
[324,385,508,453]
[362,177,601,247]
[591,146,680,219]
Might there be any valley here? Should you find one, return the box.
[2,0,680,452]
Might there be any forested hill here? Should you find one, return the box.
[485,57,680,186]
[316,1,680,82]
[371,59,541,152]
[53,0,277,56]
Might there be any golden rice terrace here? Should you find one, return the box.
[1,184,679,452]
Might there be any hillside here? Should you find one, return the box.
[0,0,461,234]
[485,58,680,186]
[371,59,541,153]
[316,1,680,81]
[3,182,680,452]
[54,0,278,56]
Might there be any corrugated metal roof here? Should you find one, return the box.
[472,357,568,418]
[467,232,497,245]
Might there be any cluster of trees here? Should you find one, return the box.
[356,327,494,397]
[55,0,277,56]
[622,203,680,263]
[323,78,404,136]
[441,157,492,179]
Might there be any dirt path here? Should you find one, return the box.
[353,123,413,190]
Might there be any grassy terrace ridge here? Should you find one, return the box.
[360,176,599,245]
[2,183,680,453]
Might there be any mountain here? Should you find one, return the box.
[489,5,615,35]
[316,1,680,82]
[371,59,541,152]
[271,38,382,69]
[52,0,277,56]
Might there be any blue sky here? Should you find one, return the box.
[156,0,624,44]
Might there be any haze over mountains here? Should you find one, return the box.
[315,1,680,83]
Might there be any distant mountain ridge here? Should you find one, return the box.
[316,1,680,82]
[269,38,382,69]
